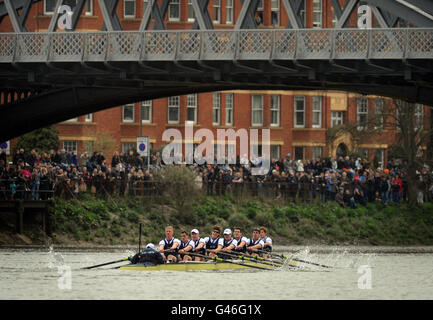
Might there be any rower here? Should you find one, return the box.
[215,229,237,260]
[245,227,265,256]
[158,226,180,263]
[259,226,273,258]
[178,231,195,262]
[233,227,247,253]
[203,225,221,257]
[191,229,206,261]
[129,243,164,266]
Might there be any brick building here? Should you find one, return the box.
[2,0,430,166]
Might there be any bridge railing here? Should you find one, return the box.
[0,28,432,63]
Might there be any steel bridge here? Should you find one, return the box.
[0,0,433,141]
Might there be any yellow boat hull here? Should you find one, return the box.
[119,260,296,271]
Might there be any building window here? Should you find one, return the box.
[44,0,55,14]
[357,148,369,159]
[294,146,305,160]
[374,149,385,169]
[226,93,233,126]
[375,98,384,130]
[63,140,77,152]
[188,0,195,22]
[226,0,233,24]
[270,95,280,127]
[85,0,93,15]
[312,96,322,128]
[168,96,180,124]
[271,0,280,26]
[141,100,152,123]
[415,104,424,130]
[331,111,344,127]
[187,94,198,124]
[122,142,136,154]
[313,0,322,28]
[255,0,264,26]
[213,93,221,125]
[169,0,180,21]
[213,0,221,24]
[252,94,263,127]
[294,96,305,128]
[124,0,136,18]
[85,141,94,153]
[357,98,369,130]
[123,104,135,123]
[85,114,93,122]
[271,145,281,161]
[312,146,322,160]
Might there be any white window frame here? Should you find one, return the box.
[169,0,180,21]
[63,140,78,152]
[65,117,78,122]
[124,0,136,18]
[313,0,322,28]
[294,146,305,160]
[213,93,221,126]
[85,113,93,122]
[251,94,264,127]
[187,0,195,22]
[44,0,56,15]
[271,145,281,161]
[271,0,280,26]
[357,98,369,130]
[257,0,264,10]
[122,142,136,154]
[85,0,93,15]
[270,95,280,127]
[123,104,135,123]
[294,96,305,128]
[187,94,198,124]
[225,93,233,126]
[168,96,180,124]
[312,96,322,128]
[331,111,344,127]
[141,100,152,123]
[415,104,424,131]
[226,0,233,25]
[375,98,384,130]
[213,0,221,24]
[312,146,322,159]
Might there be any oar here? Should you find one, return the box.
[213,251,287,268]
[82,257,130,270]
[225,250,284,264]
[183,252,275,271]
[250,249,333,269]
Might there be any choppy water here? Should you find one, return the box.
[0,247,432,299]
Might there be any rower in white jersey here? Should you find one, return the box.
[190,229,206,261]
[233,227,247,253]
[214,229,237,259]
[177,230,195,262]
[259,226,273,258]
[245,227,265,256]
[158,226,180,263]
[200,225,222,257]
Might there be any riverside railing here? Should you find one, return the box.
[0,28,432,63]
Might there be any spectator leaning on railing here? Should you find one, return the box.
[0,148,432,205]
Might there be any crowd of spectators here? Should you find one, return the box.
[1,148,433,207]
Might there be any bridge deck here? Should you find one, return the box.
[0,29,432,63]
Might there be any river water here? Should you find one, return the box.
[0,247,432,300]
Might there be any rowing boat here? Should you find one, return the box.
[119,259,297,271]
